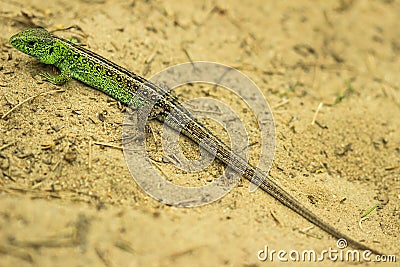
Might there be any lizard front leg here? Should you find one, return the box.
[41,67,72,86]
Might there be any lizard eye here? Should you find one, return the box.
[27,41,35,48]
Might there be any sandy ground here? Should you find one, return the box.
[0,0,399,266]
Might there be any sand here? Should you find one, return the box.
[0,0,399,266]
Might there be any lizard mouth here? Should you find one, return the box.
[9,34,20,47]
[9,33,29,51]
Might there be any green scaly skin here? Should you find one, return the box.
[9,28,383,255]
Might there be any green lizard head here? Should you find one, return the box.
[10,28,59,64]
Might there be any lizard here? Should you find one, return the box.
[9,27,382,254]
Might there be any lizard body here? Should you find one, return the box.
[9,28,381,254]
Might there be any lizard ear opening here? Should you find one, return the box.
[49,47,54,55]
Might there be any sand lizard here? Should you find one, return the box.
[9,27,381,254]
